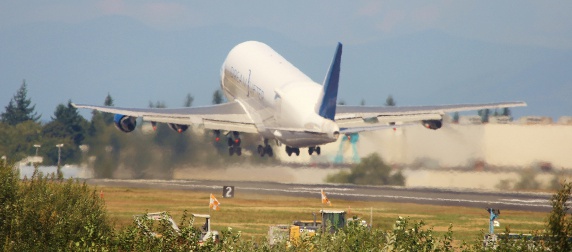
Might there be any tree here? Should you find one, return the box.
[212,90,224,105]
[478,109,490,123]
[41,101,89,164]
[183,93,194,107]
[360,99,366,106]
[385,95,396,106]
[149,101,166,108]
[501,108,511,117]
[50,101,88,146]
[0,121,42,162]
[102,93,115,125]
[1,80,40,125]
[546,182,572,251]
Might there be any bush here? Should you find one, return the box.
[327,153,405,186]
[112,213,455,251]
[546,181,572,251]
[0,162,113,250]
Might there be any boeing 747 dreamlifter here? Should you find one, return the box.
[73,41,526,157]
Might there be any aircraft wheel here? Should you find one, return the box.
[266,145,273,157]
[228,146,234,156]
[316,146,321,155]
[308,147,314,155]
[295,148,300,156]
[286,146,292,156]
[236,147,242,156]
[227,137,234,147]
[258,145,264,156]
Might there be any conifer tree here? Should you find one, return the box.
[184,93,194,107]
[385,95,396,106]
[1,80,40,125]
[50,101,88,146]
[102,93,114,125]
[212,90,224,105]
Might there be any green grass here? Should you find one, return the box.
[98,186,548,243]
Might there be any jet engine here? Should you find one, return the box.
[114,114,137,133]
[422,119,442,130]
[168,123,189,133]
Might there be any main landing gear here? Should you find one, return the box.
[285,146,300,156]
[285,146,321,156]
[227,131,242,156]
[308,146,321,155]
[257,139,273,157]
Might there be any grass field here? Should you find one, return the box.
[98,185,549,244]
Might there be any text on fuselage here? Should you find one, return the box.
[227,67,264,100]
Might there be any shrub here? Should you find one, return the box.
[0,162,113,250]
[326,153,405,186]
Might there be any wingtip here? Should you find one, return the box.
[515,101,527,107]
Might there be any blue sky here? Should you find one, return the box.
[1,1,571,121]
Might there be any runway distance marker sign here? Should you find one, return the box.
[223,186,234,198]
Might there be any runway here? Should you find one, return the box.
[87,179,553,212]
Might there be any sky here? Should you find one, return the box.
[1,1,571,121]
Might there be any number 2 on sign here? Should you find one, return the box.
[223,186,234,198]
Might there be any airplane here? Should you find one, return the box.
[73,41,526,157]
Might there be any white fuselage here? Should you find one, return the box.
[219,41,339,147]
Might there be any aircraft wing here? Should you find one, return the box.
[72,102,259,133]
[334,101,526,126]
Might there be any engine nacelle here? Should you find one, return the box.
[168,123,189,133]
[422,119,443,130]
[114,114,137,133]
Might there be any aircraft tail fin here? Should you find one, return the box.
[317,42,342,120]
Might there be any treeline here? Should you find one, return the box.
[0,80,85,165]
[0,81,275,179]
[2,162,572,251]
